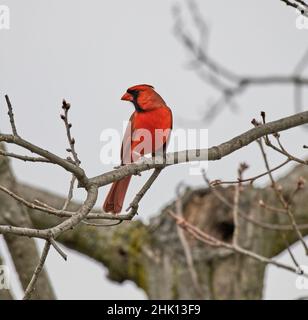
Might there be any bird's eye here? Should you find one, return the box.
[127,89,139,99]
[127,89,136,94]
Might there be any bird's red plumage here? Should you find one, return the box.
[103,85,173,214]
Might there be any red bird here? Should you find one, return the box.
[103,84,173,214]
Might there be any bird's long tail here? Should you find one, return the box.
[103,176,132,214]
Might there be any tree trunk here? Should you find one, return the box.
[0,144,55,300]
[0,254,13,300]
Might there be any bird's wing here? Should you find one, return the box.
[120,113,135,165]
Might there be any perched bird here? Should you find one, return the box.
[103,84,173,214]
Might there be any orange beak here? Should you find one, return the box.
[121,92,133,101]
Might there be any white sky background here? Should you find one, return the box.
[0,0,308,299]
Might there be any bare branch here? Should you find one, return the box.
[0,134,87,185]
[168,211,306,276]
[0,185,98,239]
[61,100,81,166]
[282,233,302,271]
[203,171,308,232]
[257,137,308,255]
[23,240,51,300]
[4,95,18,136]
[60,100,81,211]
[126,168,163,216]
[49,238,67,261]
[280,0,308,15]
[61,175,76,211]
[81,220,123,227]
[210,159,291,186]
[0,150,50,163]
[91,110,308,187]
[174,1,308,121]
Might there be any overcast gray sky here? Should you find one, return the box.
[0,0,308,299]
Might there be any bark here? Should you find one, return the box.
[16,163,308,300]
[0,144,55,300]
[0,254,13,300]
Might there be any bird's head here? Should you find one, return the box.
[121,84,166,112]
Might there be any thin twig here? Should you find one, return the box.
[265,134,308,165]
[23,240,51,300]
[257,137,308,255]
[49,238,67,261]
[125,168,163,216]
[259,200,287,214]
[60,100,81,210]
[168,211,308,276]
[174,1,308,121]
[61,175,76,211]
[61,100,81,166]
[210,159,290,186]
[202,171,308,232]
[0,150,50,163]
[5,95,18,136]
[281,0,308,14]
[282,233,302,273]
[81,220,123,227]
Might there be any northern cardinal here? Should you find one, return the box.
[103,84,173,214]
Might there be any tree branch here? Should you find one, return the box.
[0,144,55,300]
[23,240,51,300]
